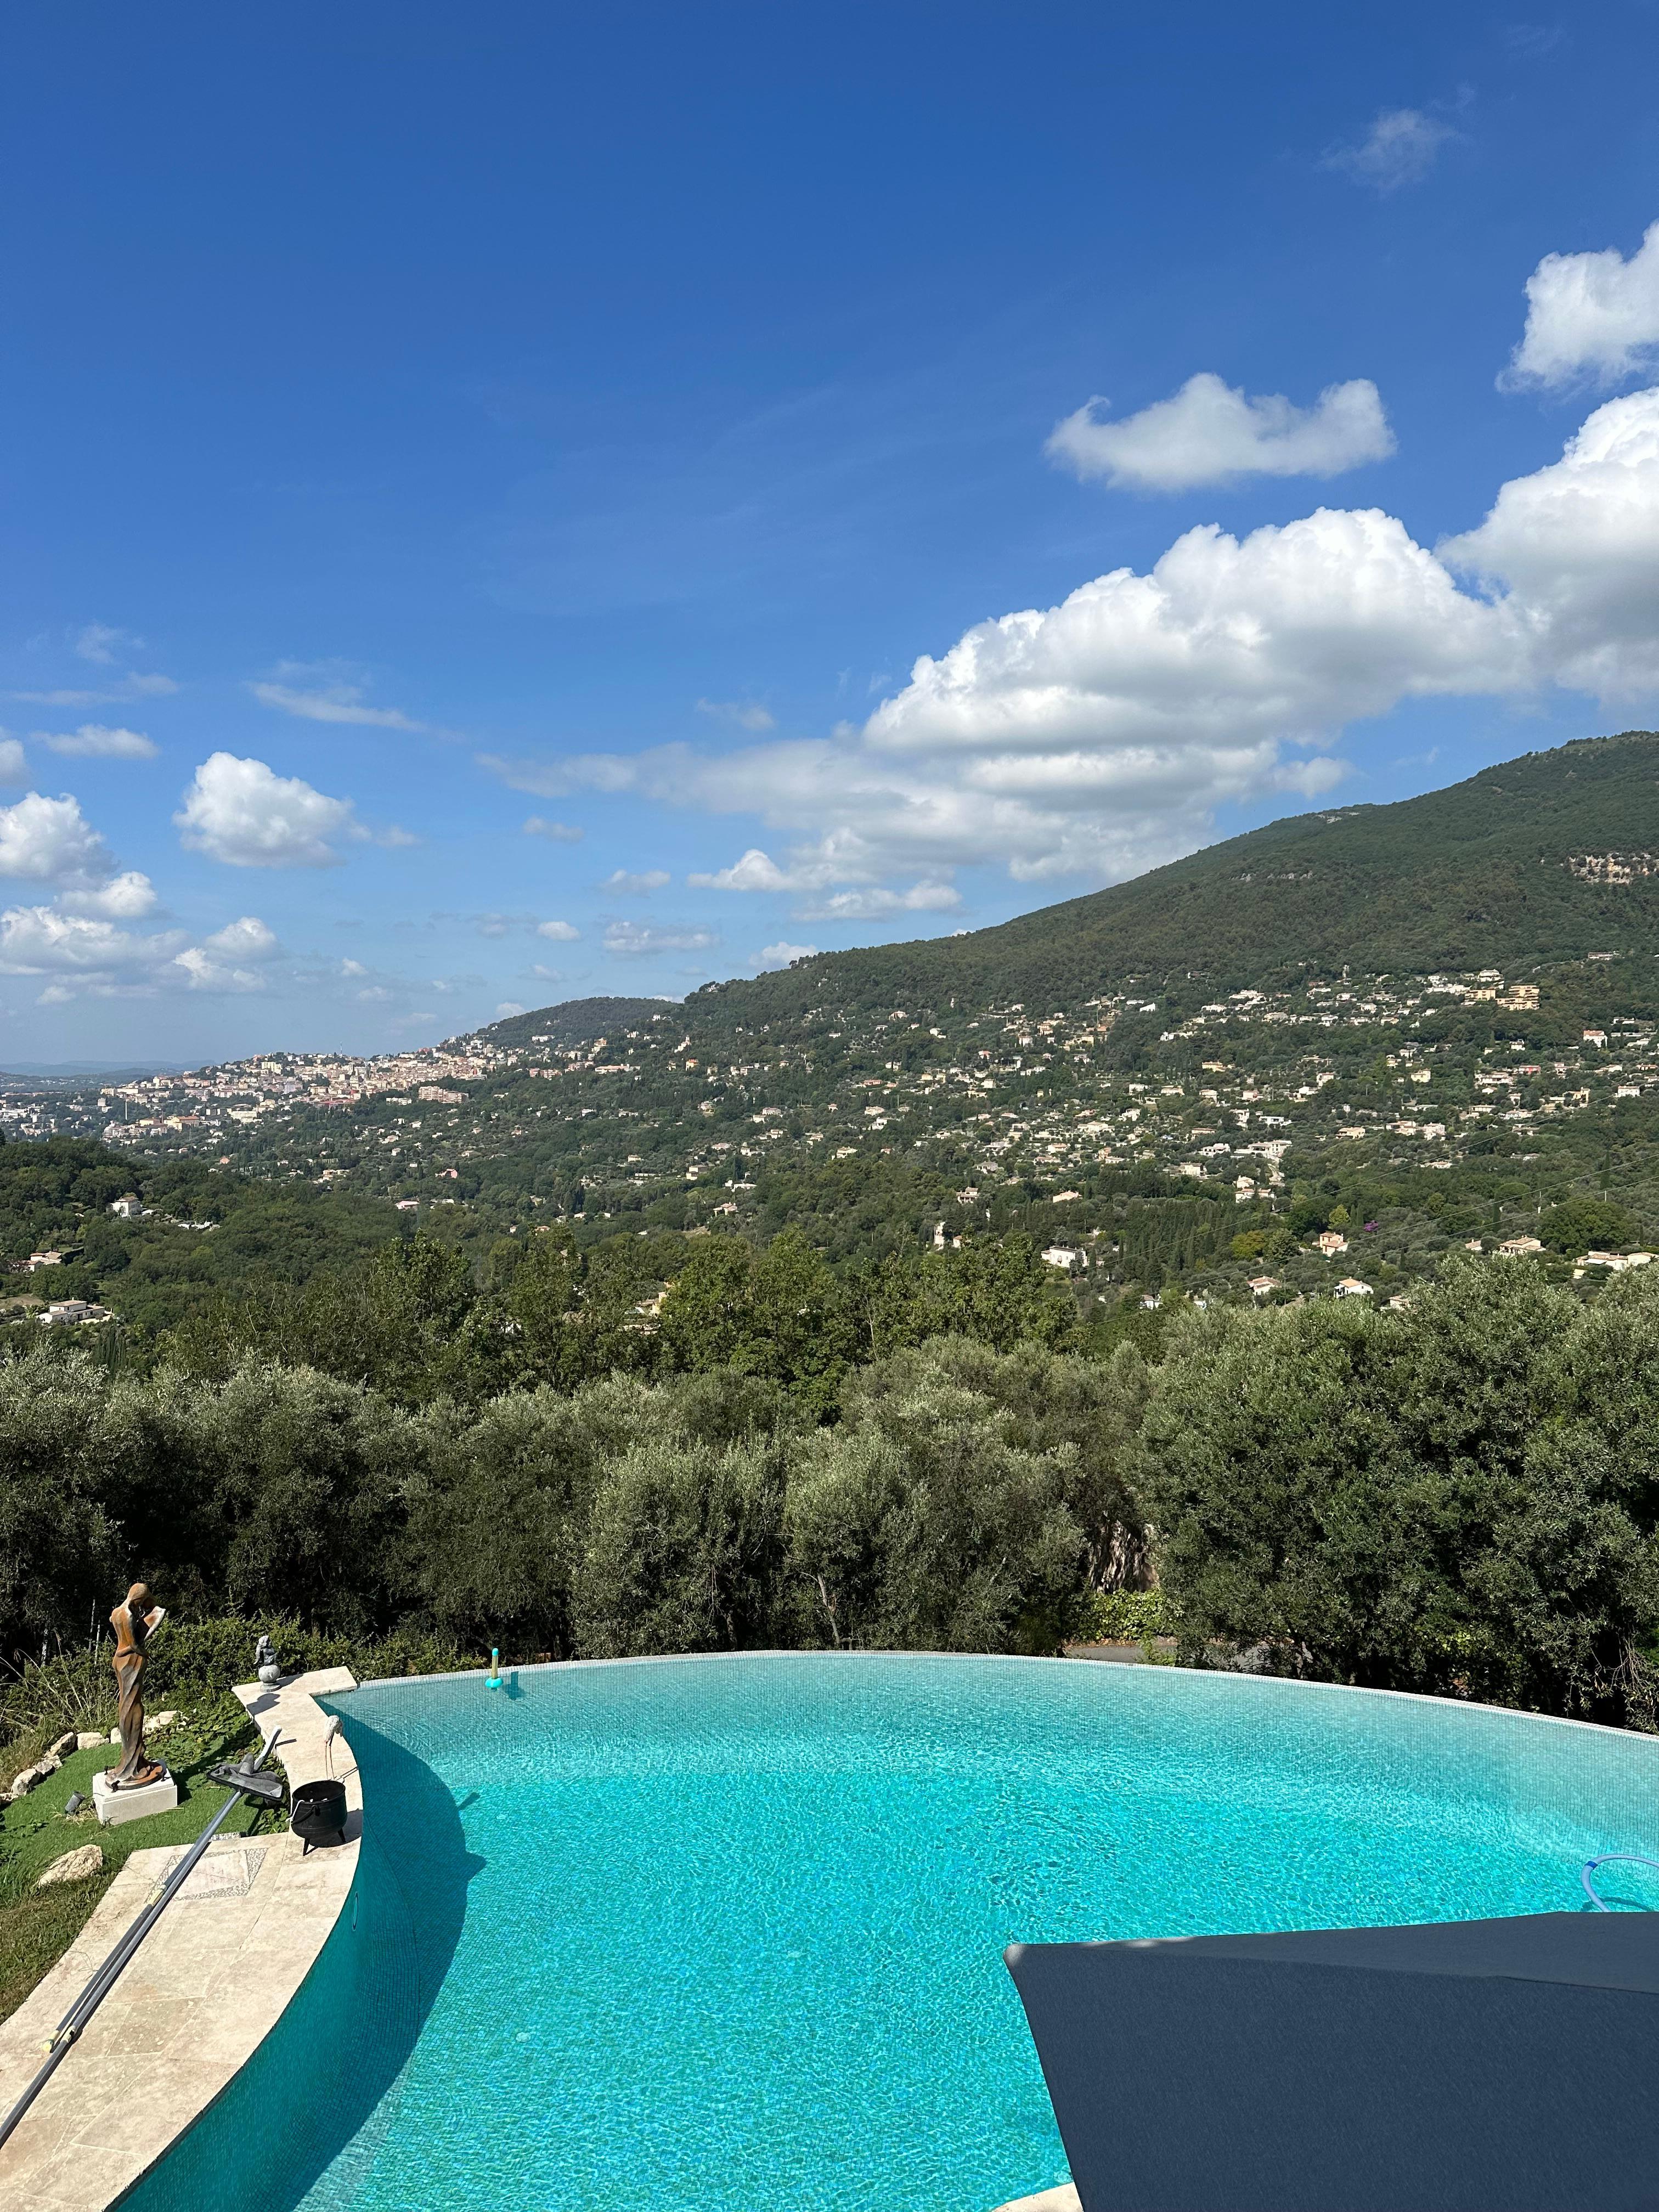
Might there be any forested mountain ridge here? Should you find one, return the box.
[366,731,1659,1058]
[662,729,1659,1027]
[483,996,670,1053]
[18,730,1659,1336]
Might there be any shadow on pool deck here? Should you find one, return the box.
[116,1714,484,2212]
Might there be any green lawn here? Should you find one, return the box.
[0,1707,273,2024]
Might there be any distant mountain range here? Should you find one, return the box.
[472,730,1659,1049]
[0,1063,190,1087]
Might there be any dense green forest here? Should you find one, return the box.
[0,1137,399,1335]
[7,1256,1659,1739]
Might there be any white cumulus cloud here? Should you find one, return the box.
[0,788,194,997]
[1441,385,1659,695]
[0,792,114,883]
[202,915,280,962]
[861,504,1516,764]
[537,919,581,941]
[38,724,159,760]
[0,873,279,998]
[1505,221,1659,390]
[59,872,160,920]
[478,386,1659,899]
[1047,374,1394,492]
[174,946,266,992]
[523,816,583,842]
[748,940,819,970]
[0,907,185,984]
[689,848,793,891]
[176,753,360,867]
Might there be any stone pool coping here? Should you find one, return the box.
[992,2186,1080,2212]
[0,1667,360,2212]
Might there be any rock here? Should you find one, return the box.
[150,1711,179,1732]
[6,1754,59,1801]
[76,1731,105,1751]
[36,1843,104,1888]
[49,1730,77,1759]
[109,1727,122,1744]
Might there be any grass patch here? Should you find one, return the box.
[0,1698,269,2024]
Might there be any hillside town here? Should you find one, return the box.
[1,962,1643,1187]
[1,955,1653,1313]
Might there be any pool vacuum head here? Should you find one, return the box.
[208,1755,286,1807]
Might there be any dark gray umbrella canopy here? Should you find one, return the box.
[1005,1912,1659,2212]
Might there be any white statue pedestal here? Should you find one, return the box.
[93,1765,178,1827]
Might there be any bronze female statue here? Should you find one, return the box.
[109,1582,167,1789]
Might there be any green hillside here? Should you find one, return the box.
[455,732,1659,1054]
[31,727,1659,1341]
[482,996,672,1052]
[657,730,1659,1028]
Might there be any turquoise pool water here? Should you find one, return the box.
[123,1654,1659,2212]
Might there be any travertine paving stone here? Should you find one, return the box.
[992,2186,1081,2212]
[0,1667,360,2212]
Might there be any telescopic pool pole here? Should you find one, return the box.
[0,1727,283,2155]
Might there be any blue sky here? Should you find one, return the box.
[7,2,1659,1062]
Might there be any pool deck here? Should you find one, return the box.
[0,1667,360,2212]
[991,2186,1080,2212]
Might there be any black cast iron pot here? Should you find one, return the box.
[290,1776,348,1852]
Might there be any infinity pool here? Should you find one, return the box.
[123,1654,1659,2212]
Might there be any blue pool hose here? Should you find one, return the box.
[1580,1852,1659,1909]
